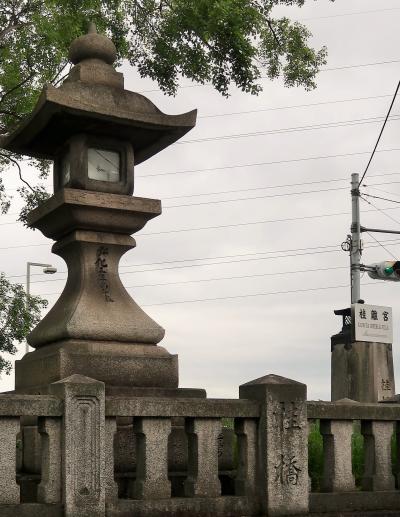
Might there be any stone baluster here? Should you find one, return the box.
[320,420,355,492]
[184,418,222,497]
[234,418,257,497]
[239,375,308,516]
[362,420,395,491]
[105,417,118,501]
[37,417,62,503]
[50,375,106,517]
[133,417,171,499]
[0,417,20,504]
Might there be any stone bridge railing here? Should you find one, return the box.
[308,400,400,514]
[1,374,400,516]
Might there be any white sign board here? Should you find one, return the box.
[352,303,393,344]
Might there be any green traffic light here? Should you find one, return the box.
[385,266,394,276]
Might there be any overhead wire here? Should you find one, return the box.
[365,231,398,261]
[138,148,400,178]
[359,80,400,186]
[178,114,400,146]
[199,94,394,119]
[4,206,400,250]
[360,195,400,226]
[139,59,400,94]
[12,238,400,286]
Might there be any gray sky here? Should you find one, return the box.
[1,0,400,399]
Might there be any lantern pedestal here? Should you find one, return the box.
[15,189,188,393]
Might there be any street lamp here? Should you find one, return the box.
[25,262,57,354]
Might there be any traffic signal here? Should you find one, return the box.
[367,261,400,281]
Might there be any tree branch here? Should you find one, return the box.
[0,70,36,106]
[0,151,35,192]
[267,19,282,49]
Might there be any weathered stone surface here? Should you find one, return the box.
[133,417,171,499]
[37,417,62,503]
[0,417,20,504]
[105,417,118,502]
[362,420,395,491]
[320,420,355,492]
[331,341,395,402]
[22,422,41,474]
[184,418,222,497]
[105,396,259,418]
[107,495,255,517]
[0,504,63,516]
[16,341,178,391]
[310,491,400,513]
[307,400,400,420]
[234,418,257,497]
[240,374,308,516]
[26,228,165,348]
[0,395,62,415]
[50,375,105,517]
[27,190,161,239]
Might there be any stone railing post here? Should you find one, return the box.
[37,417,62,503]
[132,417,171,499]
[320,419,355,492]
[362,420,395,491]
[184,418,222,497]
[50,374,106,517]
[0,417,20,504]
[234,418,257,498]
[240,374,308,516]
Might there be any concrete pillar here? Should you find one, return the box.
[0,417,20,504]
[362,420,395,491]
[50,375,105,517]
[184,418,222,497]
[240,374,308,516]
[133,417,171,499]
[331,341,395,402]
[234,418,257,497]
[320,420,355,492]
[37,417,62,503]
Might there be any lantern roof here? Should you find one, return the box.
[2,23,197,164]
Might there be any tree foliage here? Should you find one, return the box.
[0,273,47,374]
[0,0,333,214]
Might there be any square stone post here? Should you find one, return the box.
[50,375,106,517]
[240,374,308,516]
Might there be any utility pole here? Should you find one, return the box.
[350,172,361,304]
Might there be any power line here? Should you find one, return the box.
[138,148,400,178]
[300,6,400,21]
[162,174,400,201]
[365,231,398,261]
[361,192,400,205]
[360,195,400,227]
[141,282,385,307]
[178,114,400,146]
[138,206,400,238]
[0,185,350,226]
[139,59,400,94]
[17,237,400,285]
[199,94,393,119]
[359,80,400,186]
[35,265,349,296]
[3,206,400,251]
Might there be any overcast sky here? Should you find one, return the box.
[1,0,400,399]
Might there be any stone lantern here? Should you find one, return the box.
[3,25,201,395]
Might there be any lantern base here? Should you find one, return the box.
[15,340,180,392]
